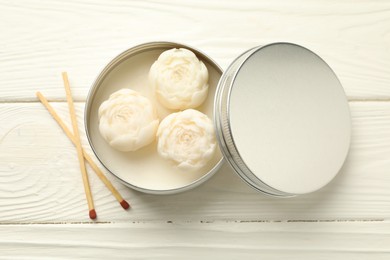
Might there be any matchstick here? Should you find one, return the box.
[62,72,96,220]
[36,91,130,210]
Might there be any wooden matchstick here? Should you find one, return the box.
[36,91,130,210]
[62,72,96,220]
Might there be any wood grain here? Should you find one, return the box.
[0,1,389,258]
[0,222,389,259]
[0,101,389,223]
[0,0,389,101]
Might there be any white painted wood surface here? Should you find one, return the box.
[1,222,389,259]
[0,0,389,258]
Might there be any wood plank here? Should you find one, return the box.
[0,0,389,101]
[0,101,389,223]
[0,222,389,259]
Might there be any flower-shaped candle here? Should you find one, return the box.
[149,48,209,110]
[98,89,159,152]
[157,109,216,170]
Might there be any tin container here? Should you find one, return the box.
[85,42,224,194]
[85,41,351,196]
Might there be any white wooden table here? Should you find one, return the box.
[1,0,389,259]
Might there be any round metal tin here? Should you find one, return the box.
[85,42,224,195]
[214,43,351,196]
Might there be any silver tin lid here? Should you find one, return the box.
[214,43,351,196]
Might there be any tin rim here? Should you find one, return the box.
[84,41,225,195]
